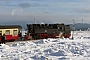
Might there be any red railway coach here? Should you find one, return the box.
[27,23,71,39]
[0,25,22,41]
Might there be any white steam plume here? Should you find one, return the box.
[12,9,23,15]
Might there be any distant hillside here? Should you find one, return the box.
[69,23,90,31]
[0,21,90,31]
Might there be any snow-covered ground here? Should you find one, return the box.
[0,31,90,60]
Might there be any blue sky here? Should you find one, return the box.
[0,0,90,24]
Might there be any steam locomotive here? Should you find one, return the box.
[27,23,71,39]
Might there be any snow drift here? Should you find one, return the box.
[0,31,90,60]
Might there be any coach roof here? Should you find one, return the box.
[0,25,22,29]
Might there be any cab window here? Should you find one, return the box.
[58,27,62,30]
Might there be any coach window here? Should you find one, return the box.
[6,30,10,35]
[13,30,17,35]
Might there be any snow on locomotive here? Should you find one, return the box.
[27,23,71,39]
